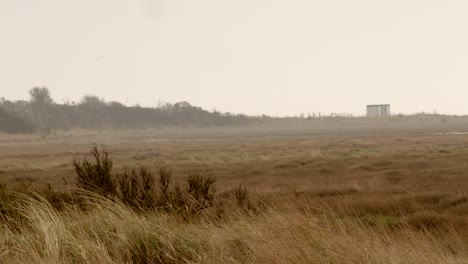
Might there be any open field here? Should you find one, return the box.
[0,122,468,263]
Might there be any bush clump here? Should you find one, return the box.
[117,167,156,210]
[73,145,217,215]
[73,145,116,197]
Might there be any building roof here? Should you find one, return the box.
[367,104,390,107]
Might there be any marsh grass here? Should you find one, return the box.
[0,188,467,263]
[1,134,468,263]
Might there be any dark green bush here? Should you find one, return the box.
[186,173,216,213]
[117,167,156,209]
[73,145,117,197]
[72,146,217,215]
[154,169,217,215]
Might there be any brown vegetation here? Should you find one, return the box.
[0,128,467,263]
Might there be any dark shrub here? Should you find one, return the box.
[117,166,156,209]
[186,173,216,213]
[73,145,117,197]
[72,146,217,216]
[158,167,172,197]
[39,184,76,210]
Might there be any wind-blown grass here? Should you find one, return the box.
[0,189,466,264]
[1,134,468,263]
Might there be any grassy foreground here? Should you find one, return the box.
[0,189,466,264]
[1,130,468,263]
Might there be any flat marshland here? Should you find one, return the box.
[0,122,468,263]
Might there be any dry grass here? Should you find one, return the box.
[1,125,468,263]
[0,191,466,263]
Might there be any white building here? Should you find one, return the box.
[367,104,390,117]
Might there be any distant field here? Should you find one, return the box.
[1,122,468,263]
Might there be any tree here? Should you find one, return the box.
[80,95,105,106]
[0,106,35,133]
[29,87,53,104]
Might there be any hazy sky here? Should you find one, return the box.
[1,0,467,116]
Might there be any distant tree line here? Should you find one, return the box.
[0,87,259,133]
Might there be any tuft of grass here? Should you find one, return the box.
[39,184,76,211]
[235,184,249,207]
[158,167,172,197]
[125,228,202,264]
[402,212,452,232]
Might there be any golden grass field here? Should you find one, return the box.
[0,120,468,263]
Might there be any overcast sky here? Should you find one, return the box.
[1,0,467,116]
